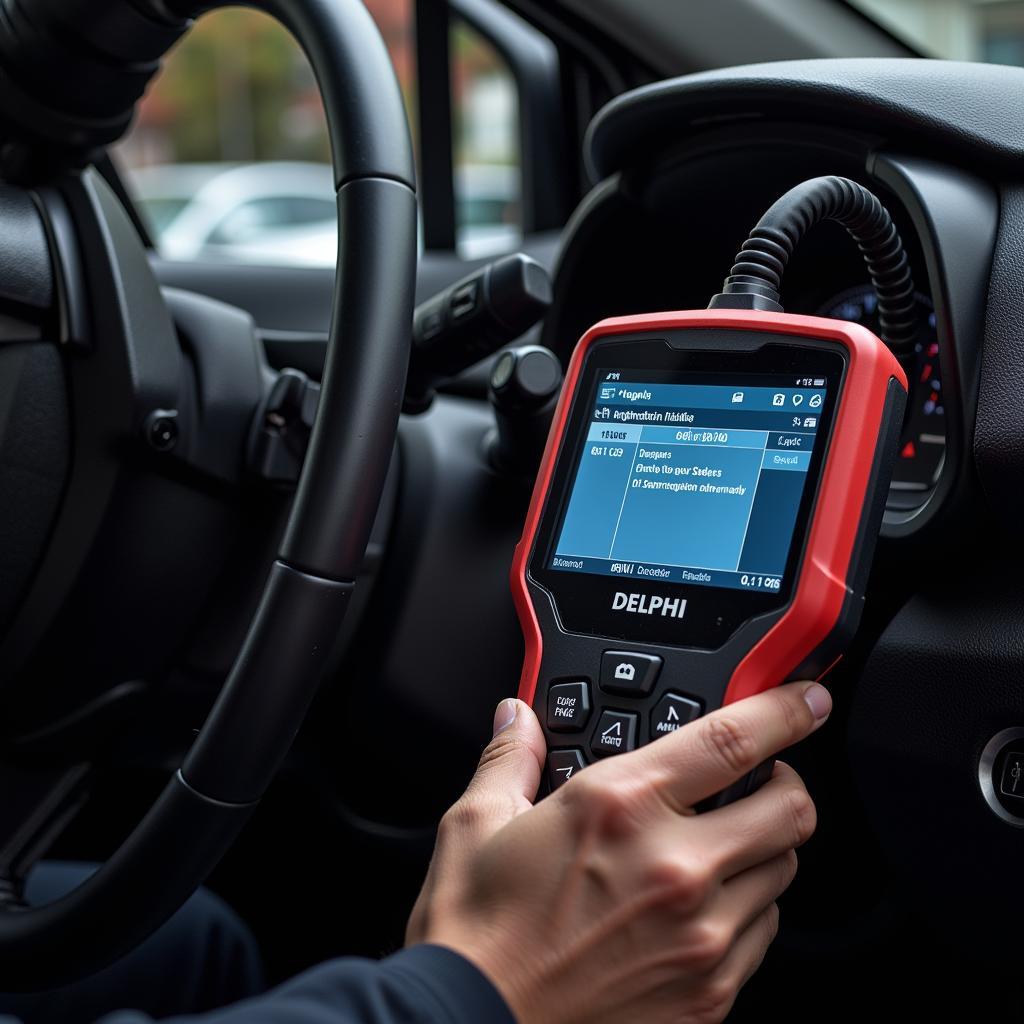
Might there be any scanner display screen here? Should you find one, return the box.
[529,334,846,647]
[550,373,828,595]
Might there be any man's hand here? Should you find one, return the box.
[406,682,831,1024]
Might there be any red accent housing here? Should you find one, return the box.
[511,309,907,709]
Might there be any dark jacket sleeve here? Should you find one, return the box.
[102,946,515,1024]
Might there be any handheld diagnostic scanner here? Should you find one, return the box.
[512,177,911,804]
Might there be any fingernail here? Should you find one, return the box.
[493,698,518,736]
[803,683,832,723]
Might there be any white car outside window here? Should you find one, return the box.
[127,161,338,266]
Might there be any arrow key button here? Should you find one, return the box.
[651,693,702,740]
[591,710,638,758]
[547,749,587,791]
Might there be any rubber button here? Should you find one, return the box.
[651,693,702,739]
[548,749,586,791]
[1000,751,1024,800]
[591,709,638,758]
[600,651,661,696]
[547,681,591,732]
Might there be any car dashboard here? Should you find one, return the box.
[540,124,972,531]
[341,60,1016,981]
[38,55,1019,1006]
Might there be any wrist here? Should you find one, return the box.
[419,927,540,1024]
[389,943,519,1024]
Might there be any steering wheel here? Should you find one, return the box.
[0,0,416,988]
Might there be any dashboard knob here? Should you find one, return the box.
[488,345,562,476]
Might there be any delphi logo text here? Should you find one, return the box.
[612,592,687,618]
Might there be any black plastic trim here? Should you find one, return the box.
[449,0,569,234]
[416,0,457,252]
[586,60,1024,183]
[867,153,996,536]
[0,186,52,315]
[972,185,1024,528]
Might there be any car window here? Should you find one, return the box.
[141,197,192,234]
[847,0,1024,64]
[114,4,410,266]
[206,196,337,246]
[113,1,526,266]
[451,17,522,259]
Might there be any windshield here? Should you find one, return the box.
[847,0,1024,65]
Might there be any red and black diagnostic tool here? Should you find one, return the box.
[512,177,912,805]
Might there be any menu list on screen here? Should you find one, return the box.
[550,373,829,594]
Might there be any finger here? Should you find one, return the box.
[637,681,831,810]
[452,699,547,841]
[716,903,781,999]
[716,851,797,939]
[695,763,816,878]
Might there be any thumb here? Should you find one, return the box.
[405,699,546,945]
[461,698,547,830]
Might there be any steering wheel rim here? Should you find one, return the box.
[0,0,416,988]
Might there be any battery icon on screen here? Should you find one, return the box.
[812,378,826,387]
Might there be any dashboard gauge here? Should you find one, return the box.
[817,286,944,494]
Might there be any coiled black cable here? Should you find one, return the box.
[709,176,918,357]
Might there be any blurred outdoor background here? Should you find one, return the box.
[115,0,521,264]
[113,0,1024,268]
[849,0,1024,65]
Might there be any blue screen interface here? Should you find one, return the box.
[550,372,829,594]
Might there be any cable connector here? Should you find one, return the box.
[705,288,783,314]
[709,176,917,357]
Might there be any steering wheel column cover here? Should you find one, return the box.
[0,0,416,988]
